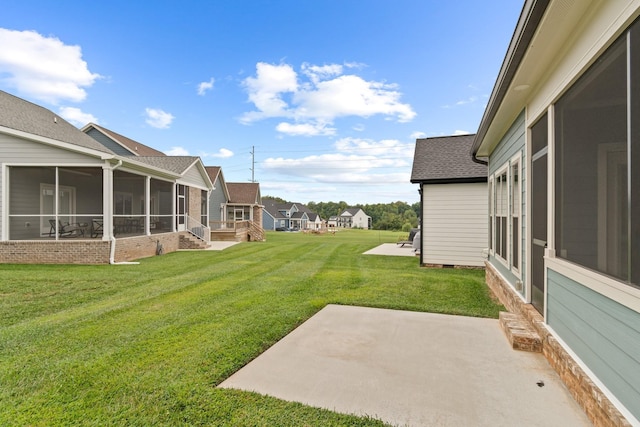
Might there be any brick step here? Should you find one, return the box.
[179,234,209,250]
[499,311,542,353]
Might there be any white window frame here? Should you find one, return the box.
[510,153,522,277]
[494,165,509,267]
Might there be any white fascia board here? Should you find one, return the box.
[0,125,115,160]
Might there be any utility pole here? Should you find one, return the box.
[250,145,255,182]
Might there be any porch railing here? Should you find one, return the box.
[186,216,210,242]
[209,220,249,231]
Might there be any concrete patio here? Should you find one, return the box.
[219,304,591,427]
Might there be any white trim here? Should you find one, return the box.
[1,163,7,240]
[0,125,115,160]
[546,324,640,427]
[510,152,522,278]
[546,257,640,313]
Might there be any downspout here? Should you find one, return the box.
[107,159,139,265]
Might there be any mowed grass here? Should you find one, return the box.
[0,229,503,426]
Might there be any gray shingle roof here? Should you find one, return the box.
[410,134,487,183]
[0,90,114,154]
[134,156,199,175]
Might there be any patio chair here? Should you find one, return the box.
[91,218,103,238]
[48,219,84,238]
[397,228,419,247]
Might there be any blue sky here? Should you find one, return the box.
[1,1,521,205]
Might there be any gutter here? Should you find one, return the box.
[107,159,140,265]
[471,0,550,163]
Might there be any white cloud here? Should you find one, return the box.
[240,62,415,134]
[261,137,412,186]
[410,131,427,139]
[453,130,472,135]
[165,146,190,156]
[275,121,336,136]
[0,28,101,104]
[145,108,174,129]
[206,148,234,158]
[58,107,98,127]
[197,77,215,95]
[240,62,297,122]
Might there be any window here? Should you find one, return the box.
[489,177,494,252]
[511,157,521,272]
[495,168,508,261]
[555,19,639,287]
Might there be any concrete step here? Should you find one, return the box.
[499,311,542,353]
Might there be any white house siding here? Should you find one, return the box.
[181,163,210,190]
[0,133,106,238]
[421,182,487,267]
[351,211,370,229]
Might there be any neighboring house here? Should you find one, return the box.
[223,182,264,241]
[327,216,338,229]
[262,198,321,230]
[337,208,371,229]
[410,134,487,267]
[471,2,640,425]
[305,212,324,230]
[205,166,230,222]
[0,90,213,264]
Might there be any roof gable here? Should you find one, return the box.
[411,134,486,183]
[227,182,261,204]
[82,123,166,156]
[0,90,114,155]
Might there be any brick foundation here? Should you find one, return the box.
[0,240,111,264]
[112,233,182,262]
[0,232,188,264]
[485,261,632,427]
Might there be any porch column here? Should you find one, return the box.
[102,164,113,240]
[145,176,151,235]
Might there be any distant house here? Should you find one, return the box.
[470,1,640,425]
[410,134,487,267]
[262,198,324,231]
[222,182,264,241]
[0,90,213,264]
[337,208,371,229]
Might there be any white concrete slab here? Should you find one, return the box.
[219,304,591,427]
[364,243,418,257]
[206,241,241,250]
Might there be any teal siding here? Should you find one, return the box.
[208,177,227,221]
[262,211,276,230]
[488,111,525,176]
[488,110,526,293]
[547,269,640,420]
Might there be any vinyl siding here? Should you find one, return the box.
[262,211,276,230]
[547,269,640,421]
[208,177,227,221]
[181,163,209,189]
[422,182,488,267]
[85,128,132,156]
[488,111,526,288]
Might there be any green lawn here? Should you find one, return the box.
[0,229,503,426]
